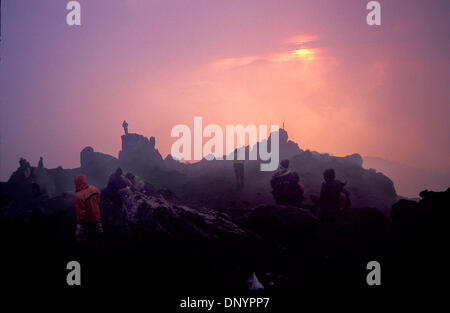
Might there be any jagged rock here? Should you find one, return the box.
[34,164,56,197]
[273,128,303,160]
[164,154,190,174]
[164,129,397,213]
[80,146,119,187]
[392,187,450,237]
[8,158,32,184]
[390,188,449,287]
[2,128,400,215]
[119,133,164,172]
[119,185,250,241]
[80,146,118,171]
[342,153,363,167]
[47,166,77,196]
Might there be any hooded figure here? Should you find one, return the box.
[270,160,304,207]
[74,174,102,242]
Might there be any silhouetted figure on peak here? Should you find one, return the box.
[270,159,304,207]
[122,120,129,135]
[319,169,350,217]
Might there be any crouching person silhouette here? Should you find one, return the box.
[74,174,103,252]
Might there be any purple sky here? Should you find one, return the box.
[1,0,449,185]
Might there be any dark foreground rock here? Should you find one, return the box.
[389,188,449,288]
[240,205,319,247]
[0,165,448,291]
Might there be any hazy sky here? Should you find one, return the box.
[1,0,449,181]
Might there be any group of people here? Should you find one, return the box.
[73,158,350,243]
[270,159,350,215]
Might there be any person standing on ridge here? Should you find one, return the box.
[38,156,44,169]
[319,169,350,218]
[122,120,129,135]
[232,149,245,190]
[233,159,245,190]
[74,174,103,243]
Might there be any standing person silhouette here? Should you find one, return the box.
[122,120,129,135]
[319,169,350,220]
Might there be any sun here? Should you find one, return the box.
[292,49,314,61]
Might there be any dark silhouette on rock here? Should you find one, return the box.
[270,159,304,207]
[38,157,44,169]
[0,151,448,291]
[119,133,165,174]
[319,169,350,214]
[8,158,32,184]
[80,146,119,187]
[233,159,245,190]
[1,128,400,216]
[390,187,449,287]
[122,120,129,135]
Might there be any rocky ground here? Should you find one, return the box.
[2,129,400,215]
[0,165,448,292]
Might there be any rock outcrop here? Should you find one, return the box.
[100,169,257,245]
[119,133,164,172]
[8,158,32,184]
[1,161,448,290]
[2,128,399,214]
[80,146,119,187]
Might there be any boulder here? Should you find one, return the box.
[100,170,257,247]
[240,205,319,247]
[119,185,249,242]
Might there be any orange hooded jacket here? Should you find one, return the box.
[74,174,101,224]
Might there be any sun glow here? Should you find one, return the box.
[292,48,314,61]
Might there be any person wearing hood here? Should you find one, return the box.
[270,159,304,207]
[74,174,103,242]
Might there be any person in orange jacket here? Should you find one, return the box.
[74,174,103,242]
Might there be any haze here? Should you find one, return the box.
[1,0,449,194]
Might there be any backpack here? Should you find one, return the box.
[271,171,304,205]
[320,180,350,210]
